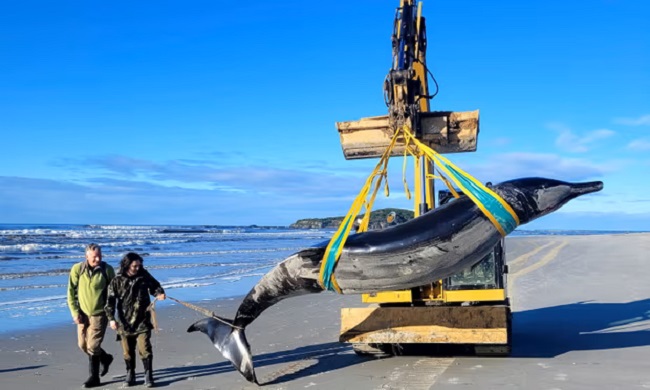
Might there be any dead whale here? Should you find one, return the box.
[188,177,603,383]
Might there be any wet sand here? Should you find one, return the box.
[1,233,650,389]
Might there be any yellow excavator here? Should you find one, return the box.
[336,0,511,356]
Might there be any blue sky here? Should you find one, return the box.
[1,0,649,230]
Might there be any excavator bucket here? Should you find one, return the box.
[336,110,479,160]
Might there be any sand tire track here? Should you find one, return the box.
[509,239,568,309]
[374,357,454,390]
[507,240,557,268]
[260,358,319,387]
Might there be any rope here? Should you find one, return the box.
[149,297,159,334]
[146,295,242,330]
[167,296,243,330]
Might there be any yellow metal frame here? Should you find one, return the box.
[443,289,506,302]
[363,288,506,304]
[362,290,412,303]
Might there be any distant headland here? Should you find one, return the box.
[289,208,414,230]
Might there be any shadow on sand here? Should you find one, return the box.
[512,298,650,357]
[144,299,650,386]
[146,341,369,387]
[0,364,46,374]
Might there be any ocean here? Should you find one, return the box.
[0,224,332,334]
[0,223,637,334]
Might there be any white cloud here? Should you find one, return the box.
[550,123,616,153]
[614,115,650,126]
[627,139,650,151]
[57,154,370,198]
[568,191,650,214]
[489,137,511,147]
[0,175,361,225]
[461,152,608,184]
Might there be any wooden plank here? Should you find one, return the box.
[344,326,508,344]
[336,110,479,160]
[340,306,509,344]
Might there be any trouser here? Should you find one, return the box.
[120,330,153,361]
[77,314,108,356]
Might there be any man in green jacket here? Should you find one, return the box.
[67,243,116,388]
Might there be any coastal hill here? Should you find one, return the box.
[290,208,414,230]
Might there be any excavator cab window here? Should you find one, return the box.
[438,189,506,292]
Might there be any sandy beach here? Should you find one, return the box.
[2,233,650,390]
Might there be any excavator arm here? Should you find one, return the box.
[384,0,431,136]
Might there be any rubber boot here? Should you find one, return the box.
[124,359,136,387]
[82,355,101,388]
[99,350,113,377]
[143,356,154,387]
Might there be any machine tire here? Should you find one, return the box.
[352,343,394,358]
[474,344,510,356]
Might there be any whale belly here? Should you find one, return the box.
[333,217,500,294]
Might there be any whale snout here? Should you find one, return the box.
[570,181,604,196]
[493,177,605,225]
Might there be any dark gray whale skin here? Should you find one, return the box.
[188,177,603,384]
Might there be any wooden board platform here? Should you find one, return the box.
[340,306,510,345]
[336,110,479,159]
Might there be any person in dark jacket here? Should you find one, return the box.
[105,252,165,387]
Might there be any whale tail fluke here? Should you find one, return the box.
[187,318,258,384]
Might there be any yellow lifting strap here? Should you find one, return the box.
[318,125,520,293]
[318,130,402,293]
